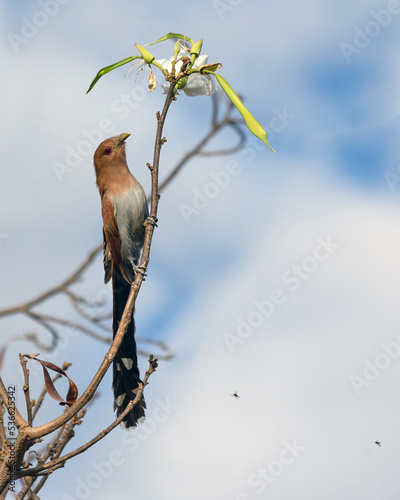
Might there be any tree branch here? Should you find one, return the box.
[19,355,32,426]
[18,356,157,479]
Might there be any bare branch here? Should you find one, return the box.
[31,410,87,495]
[0,246,101,319]
[159,97,244,191]
[19,355,32,425]
[26,312,110,344]
[197,121,246,157]
[137,338,174,360]
[31,373,62,423]
[18,357,157,479]
[0,377,25,430]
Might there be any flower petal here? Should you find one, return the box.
[156,57,173,72]
[193,55,209,68]
[183,74,217,97]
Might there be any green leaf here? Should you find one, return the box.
[145,32,194,47]
[86,55,142,94]
[211,73,276,152]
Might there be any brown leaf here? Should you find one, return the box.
[147,67,157,92]
[34,358,78,407]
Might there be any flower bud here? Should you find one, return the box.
[176,76,188,89]
[136,44,155,64]
[173,40,181,60]
[190,39,203,65]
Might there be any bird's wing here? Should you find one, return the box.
[102,229,112,284]
[101,195,131,284]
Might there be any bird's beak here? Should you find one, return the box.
[116,133,131,148]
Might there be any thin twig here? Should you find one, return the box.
[15,478,34,500]
[0,246,101,319]
[16,410,87,497]
[136,337,174,360]
[197,122,245,156]
[32,410,87,495]
[0,377,25,430]
[26,312,110,343]
[41,425,65,463]
[31,373,62,423]
[159,100,244,191]
[19,355,32,426]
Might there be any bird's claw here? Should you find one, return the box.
[134,265,147,278]
[144,216,158,228]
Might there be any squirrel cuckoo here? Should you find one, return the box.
[93,133,148,428]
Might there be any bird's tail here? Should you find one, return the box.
[112,268,146,428]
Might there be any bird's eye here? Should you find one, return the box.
[103,147,112,155]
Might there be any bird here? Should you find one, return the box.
[375,441,381,447]
[93,133,149,428]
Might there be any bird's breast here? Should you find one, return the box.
[107,183,148,268]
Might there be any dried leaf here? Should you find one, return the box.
[34,358,78,407]
[148,67,157,92]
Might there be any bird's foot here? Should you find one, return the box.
[144,216,158,228]
[134,265,147,278]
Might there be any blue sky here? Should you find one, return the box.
[1,1,400,499]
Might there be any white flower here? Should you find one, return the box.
[156,49,217,97]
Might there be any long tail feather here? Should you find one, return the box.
[112,269,145,428]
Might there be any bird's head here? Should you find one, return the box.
[93,133,131,174]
